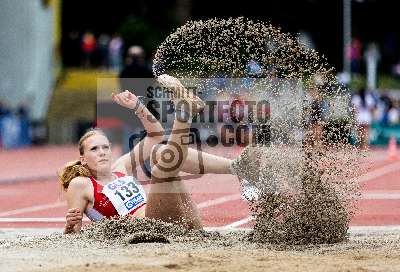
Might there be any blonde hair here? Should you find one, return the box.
[58,128,106,190]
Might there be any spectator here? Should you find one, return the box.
[0,100,9,116]
[0,108,20,149]
[81,31,96,68]
[350,37,362,74]
[16,104,31,147]
[364,43,380,90]
[351,88,376,149]
[109,35,124,71]
[375,93,391,124]
[0,101,7,147]
[97,33,110,69]
[392,59,400,78]
[119,45,153,81]
[387,100,400,125]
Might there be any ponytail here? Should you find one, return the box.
[58,160,91,190]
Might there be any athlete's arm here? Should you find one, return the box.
[111,91,165,175]
[111,90,165,137]
[64,177,90,234]
[112,136,161,176]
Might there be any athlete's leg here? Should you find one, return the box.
[180,148,233,174]
[146,119,203,229]
[145,74,204,229]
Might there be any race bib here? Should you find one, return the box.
[102,176,146,216]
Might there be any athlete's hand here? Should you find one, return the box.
[64,208,82,234]
[111,90,140,110]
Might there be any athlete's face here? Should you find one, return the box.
[80,134,112,174]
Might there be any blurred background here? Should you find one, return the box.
[0,0,399,149]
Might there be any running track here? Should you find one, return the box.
[0,145,399,229]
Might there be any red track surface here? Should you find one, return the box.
[0,145,399,229]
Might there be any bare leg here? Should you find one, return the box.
[145,118,203,229]
[145,74,203,229]
[180,148,233,174]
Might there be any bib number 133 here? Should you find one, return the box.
[114,182,139,201]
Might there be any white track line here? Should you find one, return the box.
[348,225,400,233]
[361,192,400,200]
[197,194,242,209]
[222,216,254,229]
[0,175,56,184]
[353,161,400,184]
[0,202,66,217]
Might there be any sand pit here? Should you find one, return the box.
[1,226,400,272]
[0,17,390,272]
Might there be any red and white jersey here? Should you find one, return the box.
[86,172,146,221]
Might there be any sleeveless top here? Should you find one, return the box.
[86,172,146,221]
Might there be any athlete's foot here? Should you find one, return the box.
[229,145,262,183]
[240,178,260,202]
[228,145,259,179]
[156,74,205,116]
[229,145,278,195]
[229,153,260,202]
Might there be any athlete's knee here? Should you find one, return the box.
[150,143,165,167]
[151,143,186,166]
[150,168,179,183]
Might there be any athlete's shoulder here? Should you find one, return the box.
[112,153,131,175]
[68,176,91,190]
